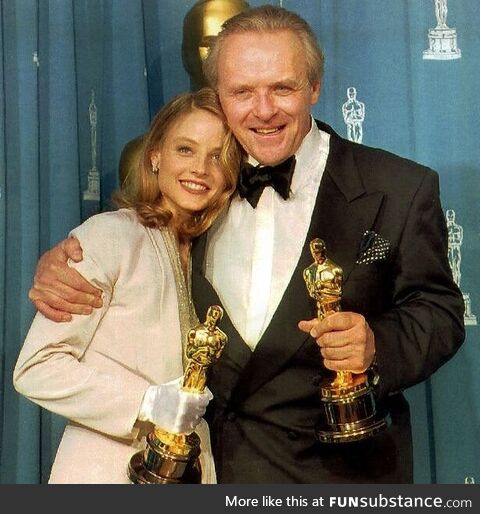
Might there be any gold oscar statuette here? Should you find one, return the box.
[128,305,227,483]
[182,0,250,91]
[303,239,387,443]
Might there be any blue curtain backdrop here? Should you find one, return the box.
[0,0,478,484]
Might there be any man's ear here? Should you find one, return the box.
[310,80,321,105]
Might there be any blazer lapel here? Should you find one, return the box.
[315,121,386,283]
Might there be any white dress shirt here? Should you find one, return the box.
[205,120,330,350]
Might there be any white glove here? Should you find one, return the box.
[138,377,213,434]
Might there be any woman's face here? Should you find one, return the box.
[151,109,228,220]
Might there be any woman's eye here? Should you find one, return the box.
[178,146,191,154]
[212,153,220,162]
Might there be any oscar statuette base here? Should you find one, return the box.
[128,429,201,484]
[315,373,387,443]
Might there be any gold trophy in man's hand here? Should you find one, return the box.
[128,305,227,483]
[303,239,386,443]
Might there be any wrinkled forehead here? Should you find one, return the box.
[216,30,309,86]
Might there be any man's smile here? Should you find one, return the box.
[251,126,286,135]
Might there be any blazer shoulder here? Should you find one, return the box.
[316,119,435,184]
[70,208,143,244]
[354,142,433,177]
[69,208,150,278]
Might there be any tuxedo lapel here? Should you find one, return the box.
[228,213,321,404]
[230,123,385,402]
[191,233,252,400]
[315,122,386,283]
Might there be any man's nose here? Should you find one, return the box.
[253,92,277,120]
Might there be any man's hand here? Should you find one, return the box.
[298,312,375,373]
[29,237,103,322]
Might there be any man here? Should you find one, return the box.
[29,5,464,483]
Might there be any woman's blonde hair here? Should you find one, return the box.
[115,87,241,239]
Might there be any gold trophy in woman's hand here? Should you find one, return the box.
[303,239,386,443]
[128,305,227,483]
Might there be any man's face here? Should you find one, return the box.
[216,30,320,166]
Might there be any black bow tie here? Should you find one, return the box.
[237,156,296,208]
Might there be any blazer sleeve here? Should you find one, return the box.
[13,212,151,439]
[369,170,465,399]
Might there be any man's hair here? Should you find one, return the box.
[203,5,325,89]
[115,87,242,240]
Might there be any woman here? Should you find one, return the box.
[13,88,242,484]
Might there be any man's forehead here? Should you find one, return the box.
[216,31,308,82]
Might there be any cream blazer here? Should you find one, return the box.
[13,209,215,484]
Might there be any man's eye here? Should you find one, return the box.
[234,89,251,98]
[275,85,291,94]
[178,146,191,154]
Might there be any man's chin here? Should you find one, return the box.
[245,146,292,166]
[240,134,291,164]
[255,154,291,166]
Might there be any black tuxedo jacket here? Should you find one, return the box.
[192,121,464,483]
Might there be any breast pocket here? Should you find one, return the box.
[342,261,393,317]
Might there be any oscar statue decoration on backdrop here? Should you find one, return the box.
[83,90,101,202]
[445,209,477,325]
[423,0,461,60]
[128,305,227,484]
[342,86,365,144]
[303,239,387,443]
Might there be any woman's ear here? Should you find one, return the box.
[150,150,161,174]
